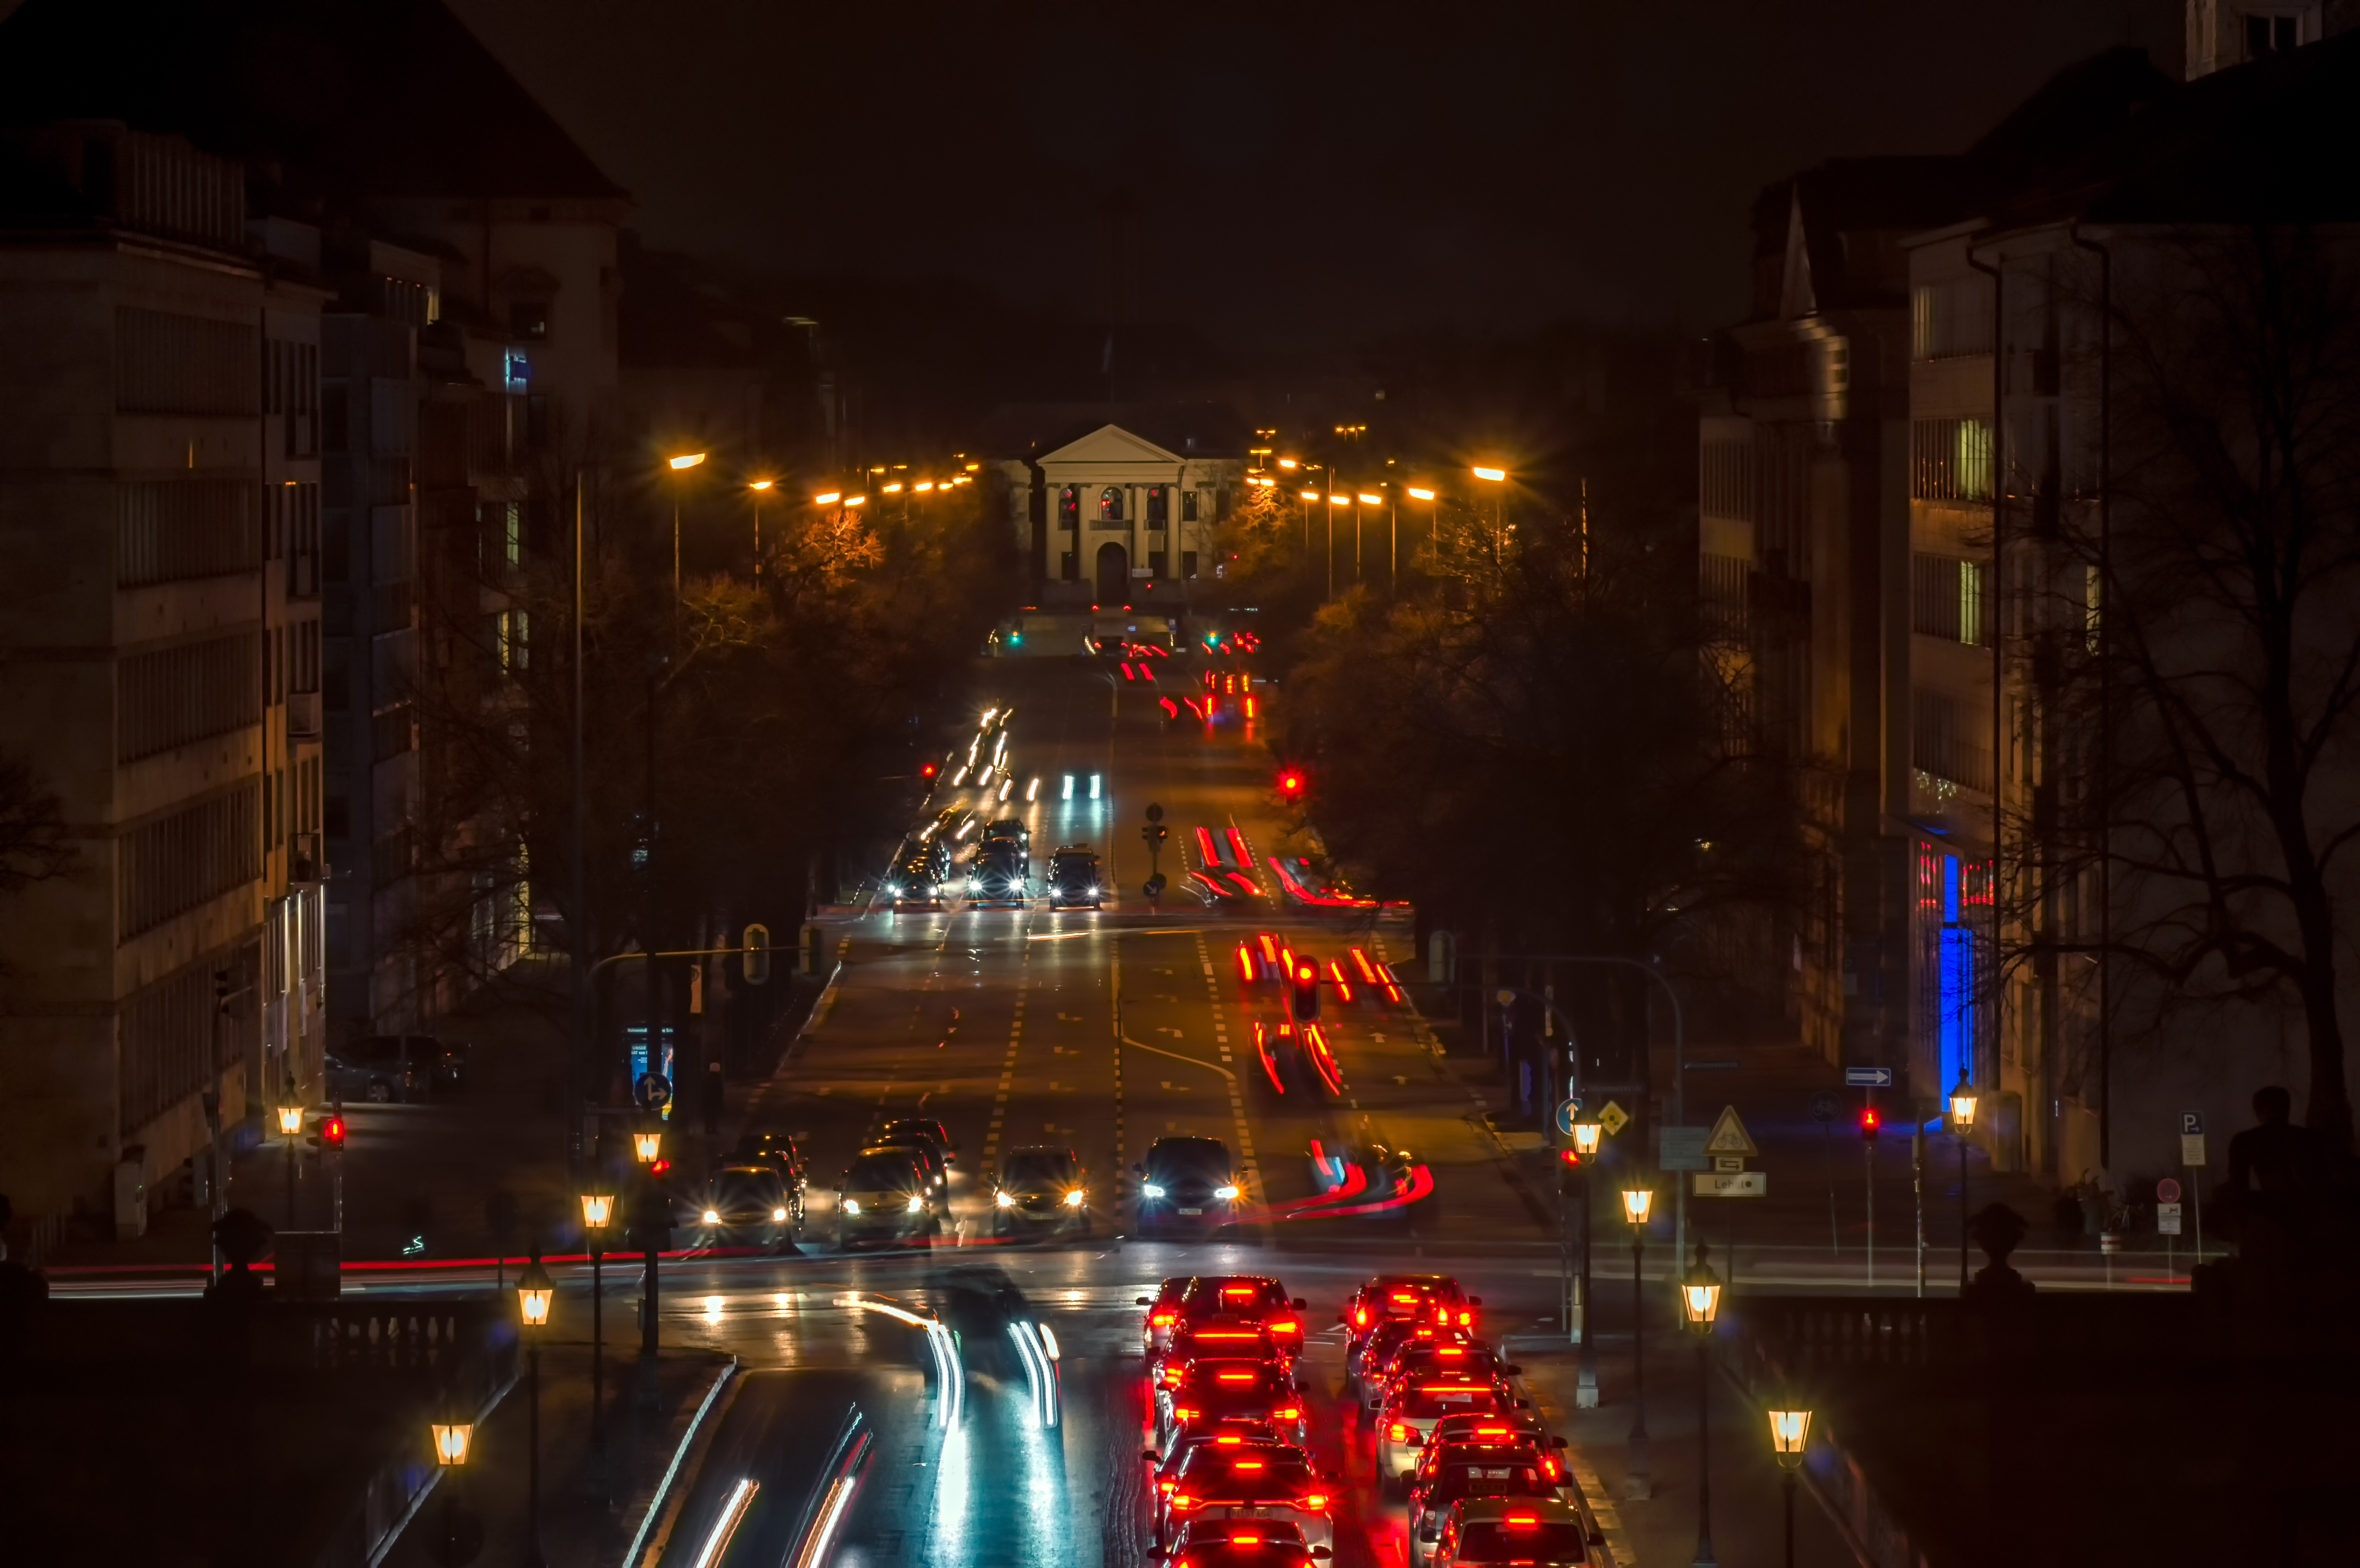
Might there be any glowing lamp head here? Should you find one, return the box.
[633,1129,662,1164]
[1769,1406,1814,1470]
[996,1190,1016,1208]
[1472,465,1507,482]
[275,1101,305,1137]
[1571,1119,1603,1156]
[749,479,774,491]
[1621,1186,1654,1227]
[516,1256,555,1329]
[667,452,706,471]
[1950,1071,1979,1132]
[430,1420,474,1467]
[1679,1243,1724,1334]
[579,1190,615,1230]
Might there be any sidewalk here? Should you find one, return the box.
[1515,1300,1856,1568]
[382,1342,735,1568]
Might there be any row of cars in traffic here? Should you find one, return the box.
[1137,1273,1603,1568]
[887,808,1108,911]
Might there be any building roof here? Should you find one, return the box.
[978,402,1250,464]
[1981,30,2360,229]
[0,0,625,204]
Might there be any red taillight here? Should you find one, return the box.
[1459,1311,1474,1326]
[1391,1292,1416,1303]
[1172,1494,1196,1511]
[1174,1407,1199,1421]
[1152,1312,1176,1326]
[1275,1405,1302,1420]
[1217,1372,1254,1383]
[1163,1367,1184,1387]
[1214,1435,1243,1446]
[1232,1535,1263,1547]
[1505,1514,1539,1528]
[1235,944,1256,980]
[1389,1422,1408,1442]
[1327,960,1352,1002]
[1302,1494,1328,1511]
[1354,1308,1368,1327]
[1235,1460,1266,1472]
[1160,1479,1177,1495]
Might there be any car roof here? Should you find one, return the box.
[1051,844,1097,857]
[1453,1497,1583,1522]
[1148,1135,1230,1156]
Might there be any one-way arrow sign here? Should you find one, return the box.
[1843,1066,1894,1088]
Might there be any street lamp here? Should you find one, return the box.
[516,1252,554,1568]
[1570,1116,1603,1409]
[1679,1243,1724,1568]
[429,1402,474,1566]
[749,479,774,578]
[1950,1070,1979,1291]
[633,1126,667,1390]
[579,1186,614,1494]
[1768,1405,1814,1568]
[1621,1182,1654,1499]
[275,1095,304,1227]
[634,1128,663,1164]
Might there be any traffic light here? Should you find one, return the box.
[1859,1105,1881,1142]
[312,1114,346,1153]
[742,922,771,987]
[1290,960,1321,1022]
[1278,770,1304,800]
[921,762,938,780]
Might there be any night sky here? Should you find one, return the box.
[446,0,2182,350]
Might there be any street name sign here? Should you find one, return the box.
[1693,1171,1767,1198]
[1660,1126,1709,1171]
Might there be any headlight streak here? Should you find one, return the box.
[1007,1319,1061,1428]
[1038,1323,1060,1360]
[838,1294,964,1430]
[1141,1183,1166,1199]
[1027,776,1041,801]
[688,1478,759,1568]
[788,1409,873,1568]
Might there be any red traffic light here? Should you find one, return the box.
[1278,771,1304,796]
[320,1115,346,1150]
[1859,1106,1882,1141]
[921,762,938,778]
[1559,1149,1582,1166]
[649,1157,673,1178]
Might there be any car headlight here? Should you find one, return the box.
[843,1199,861,1215]
[772,1207,788,1222]
[968,878,981,890]
[1215,1185,1240,1201]
[1064,1188,1086,1206]
[996,1190,1015,1208]
[702,1209,720,1224]
[1141,1183,1166,1199]
[906,1194,924,1213]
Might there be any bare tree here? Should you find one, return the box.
[2020,226,2360,1147]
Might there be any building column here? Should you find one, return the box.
[1130,484,1143,588]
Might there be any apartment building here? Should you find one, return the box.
[0,127,325,1249]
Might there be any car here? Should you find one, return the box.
[1155,1357,1307,1452]
[965,844,1029,904]
[1156,1317,1289,1386]
[1366,1338,1516,1417]
[1250,1018,1342,1099]
[1139,1276,1191,1356]
[1162,1440,1337,1554]
[836,1147,935,1243]
[933,806,974,838]
[979,817,1031,869]
[1427,1412,1569,1469]
[1179,1277,1307,1354]
[1186,868,1270,910]
[1428,1497,1594,1568]
[1143,1423,1294,1547]
[1136,1137,1242,1236]
[993,1145,1089,1237]
[1378,1372,1521,1482]
[1045,845,1105,908]
[1344,1275,1478,1360]
[861,1139,948,1209]
[1163,1518,1331,1568]
[324,1034,433,1103]
[1349,1317,1440,1396]
[888,840,951,907]
[693,1163,799,1250]
[1407,1444,1558,1567]
[877,1118,956,1169]
[733,1131,809,1193]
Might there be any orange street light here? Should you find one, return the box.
[845,495,868,507]
[1358,493,1383,505]
[1407,487,1437,501]
[668,452,707,471]
[813,491,841,504]
[1471,466,1507,482]
[1301,490,1320,502]
[748,479,774,491]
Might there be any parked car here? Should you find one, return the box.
[325,1035,434,1103]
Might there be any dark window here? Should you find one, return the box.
[1181,551,1199,578]
[1060,551,1077,580]
[1147,486,1168,526]
[1100,486,1125,522]
[525,393,551,451]
[510,301,550,341]
[1150,551,1168,577]
[2248,14,2299,53]
[1059,486,1080,528]
[1181,490,1200,523]
[321,382,348,453]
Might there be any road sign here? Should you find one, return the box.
[2181,1133,2208,1167]
[1704,1104,1758,1158]
[1145,802,1165,823]
[1843,1066,1894,1088]
[634,1072,671,1109]
[1660,1126,1709,1171]
[1598,1101,1629,1138]
[1808,1091,1840,1124]
[2180,1111,2204,1135]
[1693,1171,1767,1198]
[2156,1177,2182,1203]
[1494,988,1516,1007]
[1554,1100,1580,1137]
[2158,1202,2184,1236]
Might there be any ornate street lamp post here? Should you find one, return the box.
[516,1252,554,1567]
[1571,1115,1603,1408]
[1679,1243,1725,1568]
[1768,1404,1814,1568]
[1621,1182,1655,1498]
[1949,1071,1979,1291]
[578,1185,615,1494]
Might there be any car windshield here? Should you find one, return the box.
[1003,1152,1071,1185]
[1148,1139,1230,1179]
[1452,1521,1587,1563]
[1426,1456,1546,1498]
[1179,1448,1315,1495]
[1051,855,1097,879]
[713,1169,778,1203]
[846,1155,917,1188]
[347,1037,406,1063]
[1188,1279,1285,1313]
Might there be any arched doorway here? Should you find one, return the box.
[1095,541,1129,603]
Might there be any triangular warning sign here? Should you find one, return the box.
[1704,1104,1758,1157]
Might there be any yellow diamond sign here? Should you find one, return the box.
[1597,1100,1630,1138]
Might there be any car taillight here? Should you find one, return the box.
[1275,1405,1301,1420]
[1389,1422,1409,1442]
[1302,1494,1328,1511]
[1152,1312,1176,1326]
[1175,1407,1199,1421]
[1160,1479,1177,1495]
[1163,1367,1184,1387]
[1460,1310,1475,1326]
[1171,1494,1196,1511]
[1354,1308,1368,1327]
[1273,1321,1301,1335]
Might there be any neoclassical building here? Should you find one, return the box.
[987,404,1246,602]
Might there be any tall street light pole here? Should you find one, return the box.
[1621,1183,1654,1499]
[1950,1072,1979,1290]
[650,453,704,1109]
[1768,1405,1813,1568]
[1678,1242,1725,1568]
[748,478,772,579]
[516,1252,554,1568]
[1571,1116,1604,1408]
[578,1187,614,1496]
[571,475,588,1172]
[633,1125,667,1406]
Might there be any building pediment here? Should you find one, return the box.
[1036,424,1185,467]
